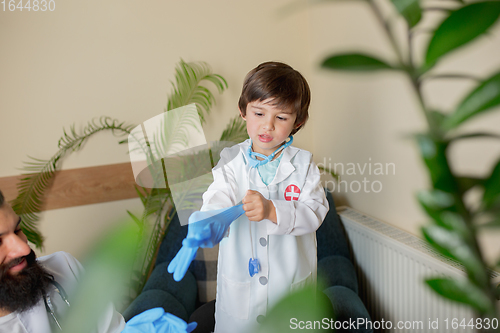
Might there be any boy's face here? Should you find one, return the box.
[240,99,297,156]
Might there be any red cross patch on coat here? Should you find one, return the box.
[284,184,301,201]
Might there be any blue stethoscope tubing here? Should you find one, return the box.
[245,136,293,277]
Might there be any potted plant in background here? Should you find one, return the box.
[12,59,249,299]
[319,0,500,325]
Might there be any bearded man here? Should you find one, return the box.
[0,190,125,333]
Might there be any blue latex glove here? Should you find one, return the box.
[185,204,245,248]
[167,204,245,281]
[167,242,198,282]
[122,307,197,333]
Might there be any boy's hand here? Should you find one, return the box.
[242,190,277,223]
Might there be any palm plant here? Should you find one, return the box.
[11,117,136,248]
[13,59,248,297]
[318,0,500,324]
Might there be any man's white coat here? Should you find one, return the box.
[0,252,125,333]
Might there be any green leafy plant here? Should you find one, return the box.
[319,0,500,322]
[255,285,332,333]
[62,219,141,333]
[13,59,248,297]
[11,117,136,248]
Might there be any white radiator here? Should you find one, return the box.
[337,206,500,333]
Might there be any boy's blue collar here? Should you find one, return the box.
[245,136,293,168]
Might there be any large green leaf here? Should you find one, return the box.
[417,189,455,224]
[455,177,484,194]
[483,158,500,210]
[451,132,500,141]
[417,189,454,209]
[426,278,493,314]
[415,134,457,193]
[444,71,500,130]
[423,224,487,286]
[390,0,422,28]
[62,221,140,333]
[322,53,395,71]
[255,285,331,333]
[428,110,447,135]
[425,2,500,66]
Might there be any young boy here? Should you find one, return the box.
[199,61,329,333]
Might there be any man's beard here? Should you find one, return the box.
[0,250,52,314]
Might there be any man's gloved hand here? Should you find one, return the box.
[167,205,245,282]
[122,307,197,333]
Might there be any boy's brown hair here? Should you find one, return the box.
[238,62,310,135]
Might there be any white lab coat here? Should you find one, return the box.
[0,252,125,333]
[201,139,329,333]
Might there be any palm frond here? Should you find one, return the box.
[170,176,214,213]
[13,59,230,298]
[132,191,172,294]
[219,116,249,143]
[166,60,228,124]
[128,61,230,295]
[153,105,202,161]
[142,188,171,217]
[205,116,250,166]
[12,117,135,249]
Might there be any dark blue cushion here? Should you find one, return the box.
[122,289,188,322]
[323,286,373,333]
[143,261,198,317]
[316,190,351,261]
[318,255,358,294]
[155,212,188,266]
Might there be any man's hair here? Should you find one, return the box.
[0,190,4,207]
[238,61,311,135]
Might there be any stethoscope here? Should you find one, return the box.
[245,136,293,277]
[43,278,70,331]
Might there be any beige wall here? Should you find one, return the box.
[0,0,312,259]
[307,2,500,265]
[1,1,498,265]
